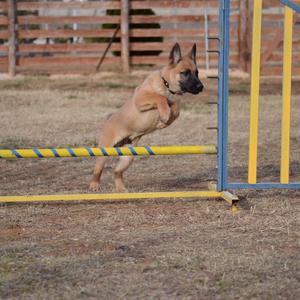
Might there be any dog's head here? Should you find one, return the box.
[163,43,204,95]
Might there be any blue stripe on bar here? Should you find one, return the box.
[228,182,300,190]
[67,147,77,157]
[50,148,60,157]
[116,147,123,156]
[86,147,95,156]
[100,147,108,156]
[128,146,138,156]
[12,149,22,158]
[33,148,43,158]
[145,146,155,155]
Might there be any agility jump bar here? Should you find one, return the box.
[0,145,217,159]
[0,191,225,204]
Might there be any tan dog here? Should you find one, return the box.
[89,43,204,192]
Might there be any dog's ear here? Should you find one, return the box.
[188,43,197,64]
[169,43,182,65]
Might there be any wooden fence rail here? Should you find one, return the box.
[0,0,299,75]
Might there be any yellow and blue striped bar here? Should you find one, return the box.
[280,6,293,184]
[248,0,263,184]
[0,145,217,159]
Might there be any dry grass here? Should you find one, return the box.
[0,73,299,299]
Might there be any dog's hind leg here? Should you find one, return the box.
[114,156,134,192]
[114,138,140,193]
[89,127,117,192]
[89,156,108,192]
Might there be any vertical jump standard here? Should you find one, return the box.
[227,0,300,190]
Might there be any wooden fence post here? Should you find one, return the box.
[7,0,16,77]
[238,0,251,72]
[121,0,130,73]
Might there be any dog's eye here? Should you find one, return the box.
[181,70,191,76]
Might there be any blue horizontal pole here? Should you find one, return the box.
[228,182,300,190]
[280,0,300,13]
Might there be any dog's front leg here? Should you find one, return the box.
[169,100,180,121]
[156,100,180,129]
[135,92,171,124]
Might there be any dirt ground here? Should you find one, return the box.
[0,72,299,299]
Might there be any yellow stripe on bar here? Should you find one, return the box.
[0,191,222,203]
[248,0,263,184]
[0,145,217,159]
[149,146,216,155]
[280,6,293,184]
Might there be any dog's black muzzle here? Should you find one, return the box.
[193,82,204,94]
[180,79,204,95]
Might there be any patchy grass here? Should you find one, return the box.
[0,73,300,299]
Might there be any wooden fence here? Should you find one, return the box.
[0,0,299,76]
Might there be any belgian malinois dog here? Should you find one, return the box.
[89,43,204,192]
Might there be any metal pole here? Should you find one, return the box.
[280,6,293,184]
[248,0,262,184]
[217,0,230,191]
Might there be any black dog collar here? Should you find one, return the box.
[161,77,176,95]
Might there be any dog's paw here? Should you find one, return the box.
[160,107,171,124]
[156,121,168,129]
[115,185,128,193]
[89,181,101,192]
[171,106,180,119]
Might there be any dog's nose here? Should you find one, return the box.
[197,83,204,91]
